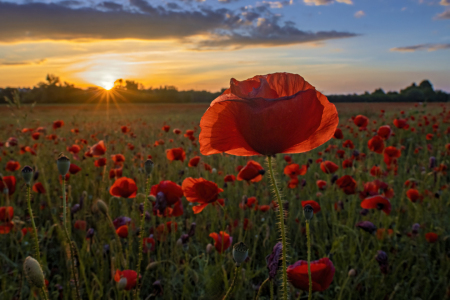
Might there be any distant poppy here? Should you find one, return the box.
[316,180,327,190]
[336,175,356,195]
[287,257,335,292]
[301,200,321,214]
[94,158,107,167]
[209,231,232,253]
[393,119,408,129]
[0,206,13,222]
[360,195,391,215]
[53,120,64,129]
[342,159,353,169]
[162,125,170,132]
[114,270,137,290]
[368,136,385,154]
[67,145,81,154]
[284,164,307,177]
[31,132,40,140]
[184,130,194,138]
[406,189,421,203]
[237,160,265,182]
[32,182,46,194]
[0,176,16,196]
[173,128,181,135]
[182,177,224,213]
[383,146,401,165]
[188,156,200,167]
[224,175,236,183]
[150,181,183,205]
[284,155,292,163]
[343,140,355,149]
[121,126,130,133]
[74,220,87,231]
[143,237,156,253]
[109,168,123,179]
[69,163,82,175]
[334,128,343,139]
[377,125,392,140]
[259,205,271,212]
[203,163,212,172]
[166,147,186,162]
[0,222,13,234]
[110,177,137,198]
[376,228,394,240]
[89,140,106,157]
[353,115,368,128]
[425,232,438,243]
[319,161,338,174]
[287,177,299,189]
[199,73,339,156]
[5,161,20,172]
[426,133,433,140]
[370,165,382,177]
[116,225,128,238]
[111,154,125,163]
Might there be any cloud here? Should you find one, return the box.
[0,1,357,50]
[440,0,450,6]
[303,0,352,6]
[0,58,47,67]
[390,43,450,52]
[434,9,450,19]
[261,1,292,8]
[354,10,365,18]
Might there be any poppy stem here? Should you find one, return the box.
[222,266,239,300]
[270,280,274,300]
[26,184,41,263]
[135,176,151,300]
[267,156,288,300]
[255,277,269,300]
[62,178,81,300]
[41,287,49,300]
[306,220,312,300]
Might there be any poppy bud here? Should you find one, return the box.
[188,222,196,237]
[411,223,420,235]
[144,159,154,175]
[71,204,81,215]
[56,154,70,176]
[23,256,45,288]
[303,204,314,221]
[86,228,95,239]
[348,268,356,277]
[375,250,389,274]
[360,208,369,216]
[428,156,436,169]
[93,199,108,215]
[21,166,33,185]
[153,192,167,216]
[146,261,160,270]
[356,221,377,234]
[232,242,249,267]
[206,243,214,254]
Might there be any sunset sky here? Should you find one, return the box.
[0,0,449,94]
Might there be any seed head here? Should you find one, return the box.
[56,153,70,176]
[23,256,45,288]
[21,166,33,185]
[303,204,314,221]
[232,242,249,266]
[144,159,154,175]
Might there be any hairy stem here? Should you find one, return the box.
[255,277,270,300]
[222,266,239,300]
[306,221,312,300]
[267,155,288,300]
[41,286,49,300]
[26,184,41,262]
[135,176,151,300]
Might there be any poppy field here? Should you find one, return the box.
[1,74,450,300]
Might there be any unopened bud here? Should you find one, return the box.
[93,199,108,215]
[348,268,356,277]
[56,154,70,176]
[21,166,33,185]
[23,256,45,288]
[206,243,214,254]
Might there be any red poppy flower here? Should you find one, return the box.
[0,206,13,222]
[237,160,265,182]
[224,174,236,183]
[69,163,82,175]
[406,189,422,203]
[360,195,391,215]
[301,200,321,214]
[53,120,64,129]
[203,163,212,172]
[116,225,128,238]
[32,182,46,194]
[383,146,401,165]
[89,140,106,157]
[353,115,368,128]
[334,128,343,139]
[426,133,433,140]
[182,177,223,213]
[162,125,170,132]
[342,159,353,169]
[150,181,183,205]
[166,147,186,162]
[5,161,20,172]
[184,130,194,138]
[343,139,355,149]
[368,136,385,154]
[284,155,292,163]
[188,156,201,167]
[143,237,156,253]
[259,205,271,212]
[377,125,392,140]
[320,161,339,174]
[31,132,40,140]
[110,177,137,198]
[74,220,87,231]
[393,119,408,129]
[287,257,335,292]
[0,176,16,196]
[287,177,299,189]
[209,231,232,253]
[111,154,125,163]
[94,158,107,167]
[121,126,130,133]
[0,222,14,234]
[316,180,327,190]
[114,270,137,290]
[199,73,338,156]
[284,163,307,177]
[336,175,356,195]
[370,165,382,177]
[425,232,438,243]
[109,168,123,179]
[67,145,80,154]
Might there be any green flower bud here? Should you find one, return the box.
[56,154,70,176]
[21,166,33,185]
[93,199,108,215]
[23,256,45,288]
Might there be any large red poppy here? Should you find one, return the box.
[209,231,232,253]
[287,257,335,292]
[114,270,137,290]
[166,147,186,162]
[360,195,391,215]
[320,161,339,174]
[336,175,356,195]
[150,181,183,205]
[110,177,137,198]
[182,177,223,213]
[237,160,265,182]
[0,176,16,196]
[366,136,383,154]
[199,73,338,156]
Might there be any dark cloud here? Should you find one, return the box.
[434,9,450,19]
[0,1,357,50]
[218,0,241,3]
[58,0,84,6]
[0,58,46,67]
[390,43,450,52]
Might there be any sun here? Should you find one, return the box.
[101,81,115,90]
